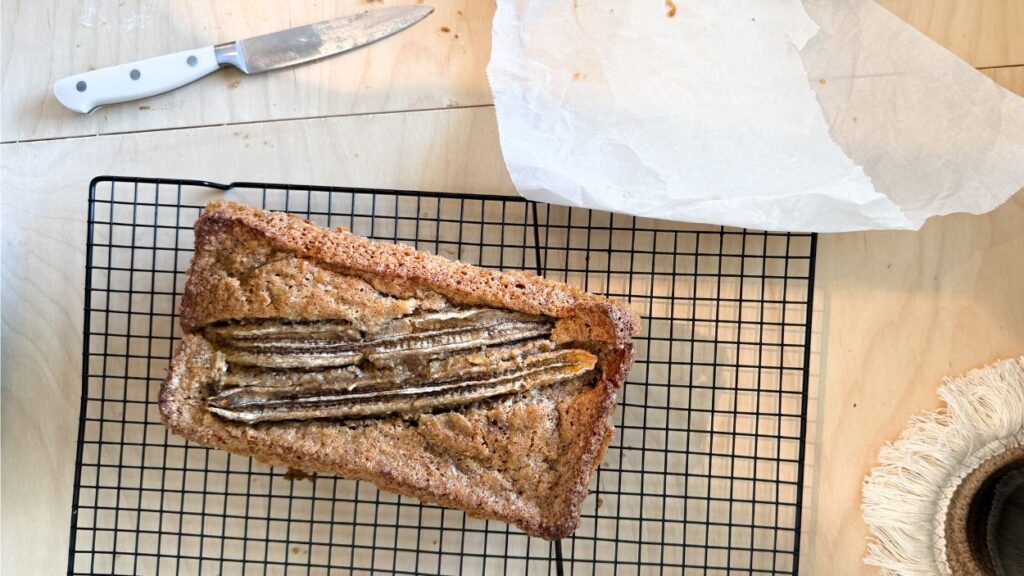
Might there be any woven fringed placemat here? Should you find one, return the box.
[863,356,1024,576]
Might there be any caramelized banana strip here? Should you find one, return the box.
[219,322,553,369]
[208,349,597,423]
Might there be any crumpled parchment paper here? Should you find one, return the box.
[487,0,1024,231]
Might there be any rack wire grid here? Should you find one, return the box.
[70,176,816,576]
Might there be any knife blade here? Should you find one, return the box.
[53,6,434,114]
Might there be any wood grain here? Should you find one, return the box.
[4,0,1022,143]
[877,0,1024,68]
[1,0,494,142]
[803,192,1024,575]
[4,103,1023,576]
[0,107,511,576]
[983,65,1024,98]
[2,2,1024,575]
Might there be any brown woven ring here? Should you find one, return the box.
[945,444,1024,576]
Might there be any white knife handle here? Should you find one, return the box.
[53,46,219,114]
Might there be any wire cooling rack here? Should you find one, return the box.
[70,176,816,575]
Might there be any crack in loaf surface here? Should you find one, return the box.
[200,308,599,424]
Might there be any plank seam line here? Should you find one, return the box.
[0,103,496,145]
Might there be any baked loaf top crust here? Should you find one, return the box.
[161,200,638,540]
[179,200,636,345]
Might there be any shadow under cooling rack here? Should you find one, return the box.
[71,177,816,576]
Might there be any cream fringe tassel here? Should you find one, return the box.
[862,356,1024,576]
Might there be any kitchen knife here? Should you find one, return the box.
[54,5,433,114]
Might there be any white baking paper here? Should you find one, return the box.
[487,0,1024,231]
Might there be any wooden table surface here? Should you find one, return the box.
[2,1,1022,574]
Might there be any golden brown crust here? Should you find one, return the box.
[162,200,638,540]
[181,200,638,340]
